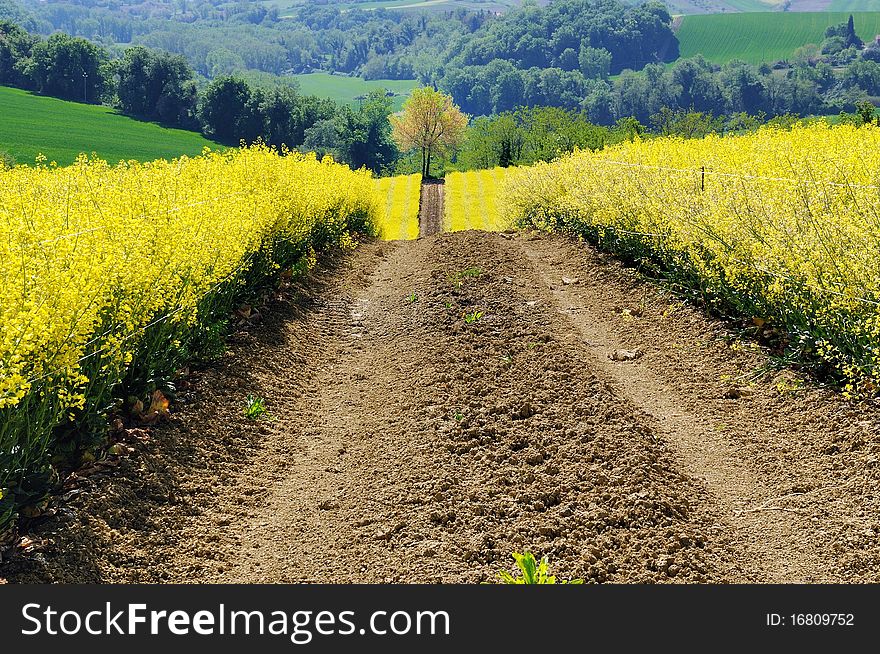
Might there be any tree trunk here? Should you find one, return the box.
[426,148,432,180]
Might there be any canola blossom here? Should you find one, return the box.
[374,173,421,240]
[503,122,880,394]
[445,168,514,232]
[0,145,379,525]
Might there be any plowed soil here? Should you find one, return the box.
[418,180,444,238]
[5,230,880,584]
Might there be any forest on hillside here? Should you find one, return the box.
[2,0,679,115]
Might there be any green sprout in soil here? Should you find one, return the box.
[497,552,583,585]
[408,292,418,303]
[448,267,483,289]
[244,394,269,420]
[464,310,483,324]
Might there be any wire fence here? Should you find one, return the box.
[9,190,251,249]
[562,158,880,309]
[23,251,257,387]
[4,188,261,390]
[580,158,880,191]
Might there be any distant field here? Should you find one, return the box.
[665,0,780,14]
[374,173,421,240]
[677,12,880,64]
[290,73,418,111]
[445,168,515,233]
[0,86,221,166]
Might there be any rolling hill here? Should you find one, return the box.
[289,73,418,111]
[0,85,222,166]
[676,11,880,64]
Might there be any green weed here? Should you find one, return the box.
[244,394,269,420]
[448,267,483,289]
[497,552,583,585]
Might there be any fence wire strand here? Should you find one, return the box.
[564,156,880,308]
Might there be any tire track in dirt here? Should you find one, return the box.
[6,231,880,584]
[512,230,880,582]
[199,232,732,583]
[418,180,444,238]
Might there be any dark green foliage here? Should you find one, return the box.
[197,76,395,173]
[442,60,592,116]
[825,15,864,50]
[650,107,723,138]
[334,91,399,174]
[441,0,678,116]
[0,19,35,87]
[302,118,344,161]
[259,87,336,151]
[453,0,678,75]
[198,76,258,143]
[579,46,612,80]
[843,59,880,95]
[27,32,110,102]
[116,46,198,128]
[456,106,611,171]
[855,99,878,125]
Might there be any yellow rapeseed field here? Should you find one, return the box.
[445,168,515,232]
[0,145,378,525]
[374,173,421,240]
[503,122,880,394]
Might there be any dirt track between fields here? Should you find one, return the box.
[5,229,880,584]
[418,180,444,238]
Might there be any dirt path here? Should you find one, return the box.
[513,235,880,582]
[5,231,880,584]
[418,180,444,238]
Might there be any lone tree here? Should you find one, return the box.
[825,14,864,49]
[390,87,467,178]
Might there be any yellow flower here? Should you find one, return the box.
[503,121,880,392]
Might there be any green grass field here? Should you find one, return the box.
[677,12,880,64]
[290,73,418,111]
[666,0,779,14]
[0,86,222,166]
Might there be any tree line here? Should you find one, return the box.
[451,101,877,174]
[0,19,398,173]
[3,9,880,177]
[2,0,677,85]
[4,0,879,122]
